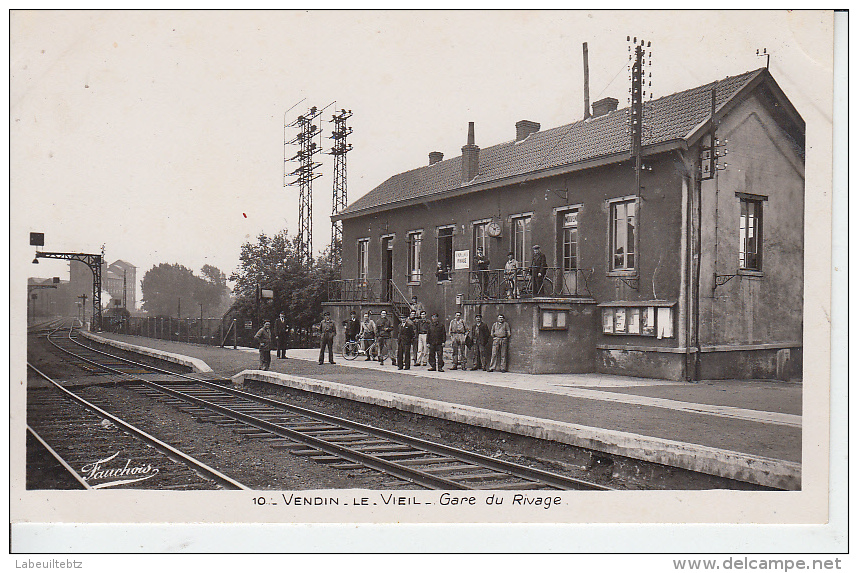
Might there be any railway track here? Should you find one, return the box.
[26,363,249,490]
[45,326,613,491]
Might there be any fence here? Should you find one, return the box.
[466,267,593,300]
[103,315,321,349]
[104,316,228,345]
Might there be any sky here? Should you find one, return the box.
[12,10,834,307]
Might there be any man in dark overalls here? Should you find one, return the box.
[318,312,337,365]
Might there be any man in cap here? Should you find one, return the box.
[254,320,273,371]
[427,312,447,372]
[488,313,512,372]
[318,311,337,365]
[397,314,415,370]
[530,244,548,296]
[469,314,490,371]
[376,310,393,365]
[275,311,289,359]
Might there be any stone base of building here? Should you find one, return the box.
[461,298,597,375]
[597,346,687,381]
[699,344,803,381]
[597,344,803,381]
[323,302,802,381]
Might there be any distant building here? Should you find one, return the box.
[107,260,137,310]
[325,68,804,381]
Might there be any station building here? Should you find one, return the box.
[324,68,805,381]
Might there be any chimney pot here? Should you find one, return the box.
[461,122,480,183]
[429,151,444,165]
[591,97,619,117]
[515,120,541,142]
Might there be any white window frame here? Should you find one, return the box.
[608,196,638,274]
[554,204,582,273]
[738,194,765,272]
[357,238,370,280]
[508,212,533,265]
[436,225,455,282]
[407,230,423,284]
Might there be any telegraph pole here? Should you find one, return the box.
[286,106,325,263]
[329,109,353,271]
[628,36,651,196]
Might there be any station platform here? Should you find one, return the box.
[84,331,802,489]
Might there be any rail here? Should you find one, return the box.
[467,267,593,300]
[46,325,611,491]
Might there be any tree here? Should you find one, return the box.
[230,230,335,333]
[141,263,232,317]
[198,264,231,316]
[140,263,199,317]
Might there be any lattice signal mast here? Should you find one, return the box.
[329,109,353,269]
[286,106,324,262]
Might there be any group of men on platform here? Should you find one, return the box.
[254,298,514,373]
[345,296,512,373]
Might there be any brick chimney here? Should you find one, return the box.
[429,151,444,165]
[461,122,479,183]
[515,120,540,142]
[591,97,619,117]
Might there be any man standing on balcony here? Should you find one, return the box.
[448,311,468,370]
[488,313,512,372]
[504,252,520,298]
[531,244,548,297]
[376,310,393,366]
[474,247,490,299]
[427,313,446,372]
[275,312,289,359]
[318,311,337,365]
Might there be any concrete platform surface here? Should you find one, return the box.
[86,332,802,489]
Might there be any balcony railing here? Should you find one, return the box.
[466,267,593,300]
[327,278,412,318]
[328,278,385,303]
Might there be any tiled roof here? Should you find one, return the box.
[341,68,766,217]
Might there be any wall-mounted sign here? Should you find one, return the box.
[454,250,470,270]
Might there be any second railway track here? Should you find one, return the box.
[43,326,612,491]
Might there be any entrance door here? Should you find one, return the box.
[381,237,393,302]
[560,210,578,295]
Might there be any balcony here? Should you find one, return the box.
[466,268,593,301]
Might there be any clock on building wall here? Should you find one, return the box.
[486,221,502,238]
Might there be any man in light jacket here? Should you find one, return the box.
[488,313,512,372]
[448,311,468,370]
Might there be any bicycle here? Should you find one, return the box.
[342,336,388,362]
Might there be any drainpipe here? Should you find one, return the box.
[675,149,695,382]
[693,168,703,382]
[678,172,689,380]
